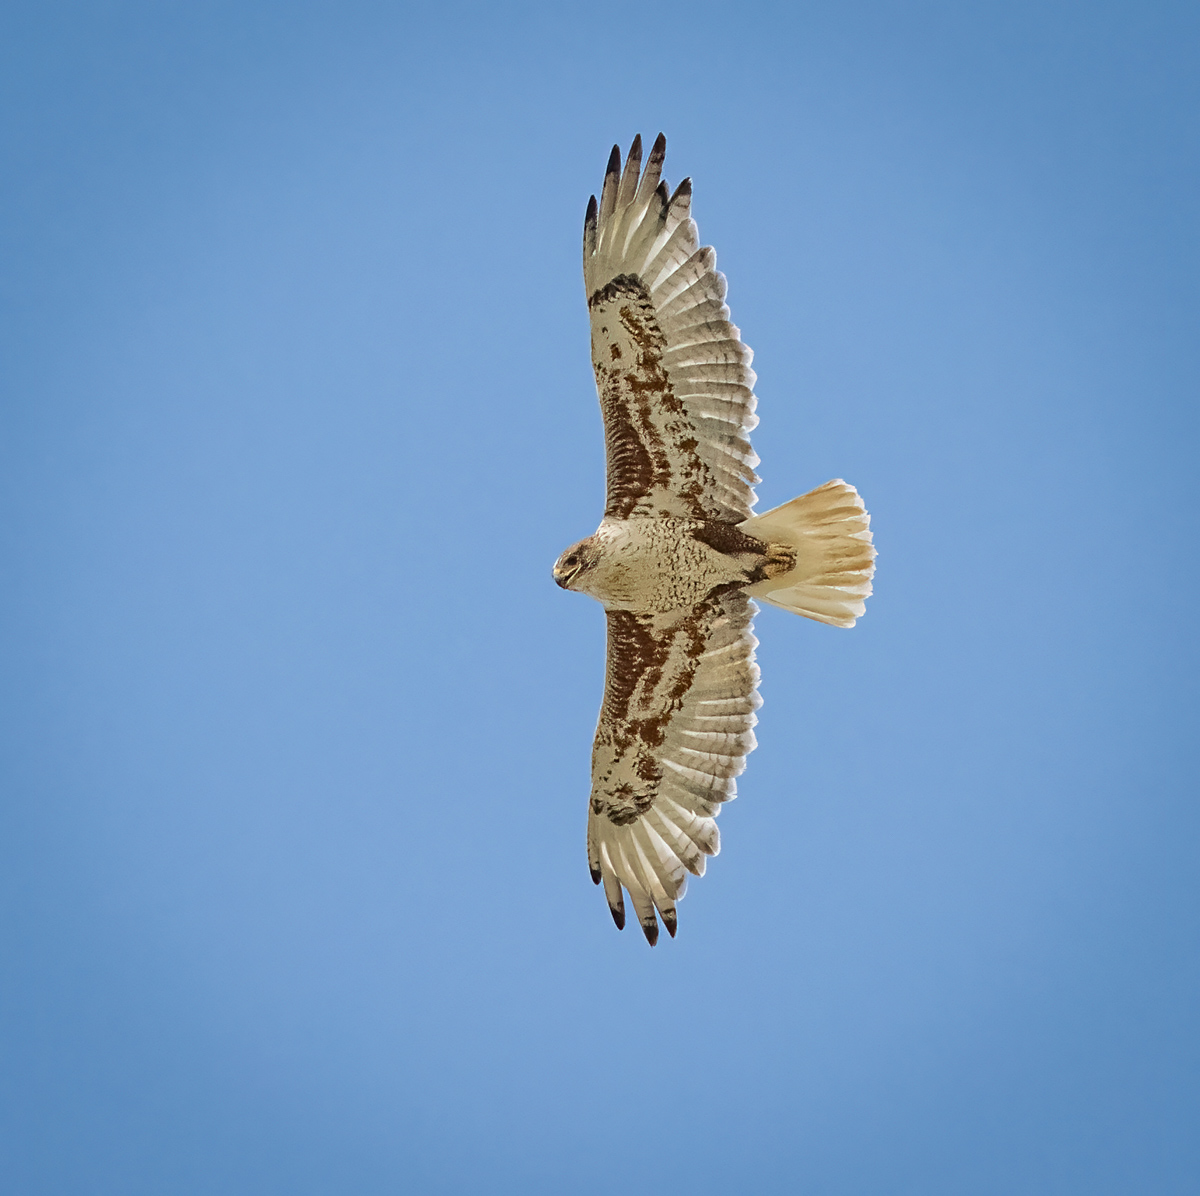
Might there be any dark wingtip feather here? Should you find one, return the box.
[650,132,666,161]
[669,177,693,205]
[606,144,621,179]
[609,901,625,931]
[641,918,659,947]
[629,132,642,159]
[590,864,602,885]
[663,909,678,939]
[585,194,597,227]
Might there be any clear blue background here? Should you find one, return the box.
[2,2,1197,1192]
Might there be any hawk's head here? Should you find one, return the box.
[552,537,599,591]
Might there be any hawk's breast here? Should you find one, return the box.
[576,517,750,613]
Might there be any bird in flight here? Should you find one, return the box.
[554,135,875,945]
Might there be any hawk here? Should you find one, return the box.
[554,135,875,944]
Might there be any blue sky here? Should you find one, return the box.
[1,2,1197,1192]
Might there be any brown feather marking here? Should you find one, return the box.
[589,275,713,520]
[691,521,768,557]
[690,522,794,582]
[595,587,739,827]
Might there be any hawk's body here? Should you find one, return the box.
[568,516,763,613]
[554,136,875,944]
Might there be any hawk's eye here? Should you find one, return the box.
[565,554,578,566]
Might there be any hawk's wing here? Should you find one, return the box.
[587,587,760,944]
[584,135,760,523]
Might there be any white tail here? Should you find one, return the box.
[739,480,876,627]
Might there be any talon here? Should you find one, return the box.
[762,543,796,579]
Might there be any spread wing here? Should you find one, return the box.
[586,587,760,944]
[584,135,760,523]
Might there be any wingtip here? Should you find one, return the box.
[641,917,659,947]
[585,194,597,225]
[669,176,693,204]
[609,900,625,931]
[589,864,602,885]
[662,909,677,939]
[606,144,621,178]
[628,132,642,159]
[650,132,666,160]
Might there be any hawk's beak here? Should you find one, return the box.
[553,557,583,589]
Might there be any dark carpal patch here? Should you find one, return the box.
[605,780,655,826]
[587,273,644,311]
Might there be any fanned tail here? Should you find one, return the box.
[740,480,875,628]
